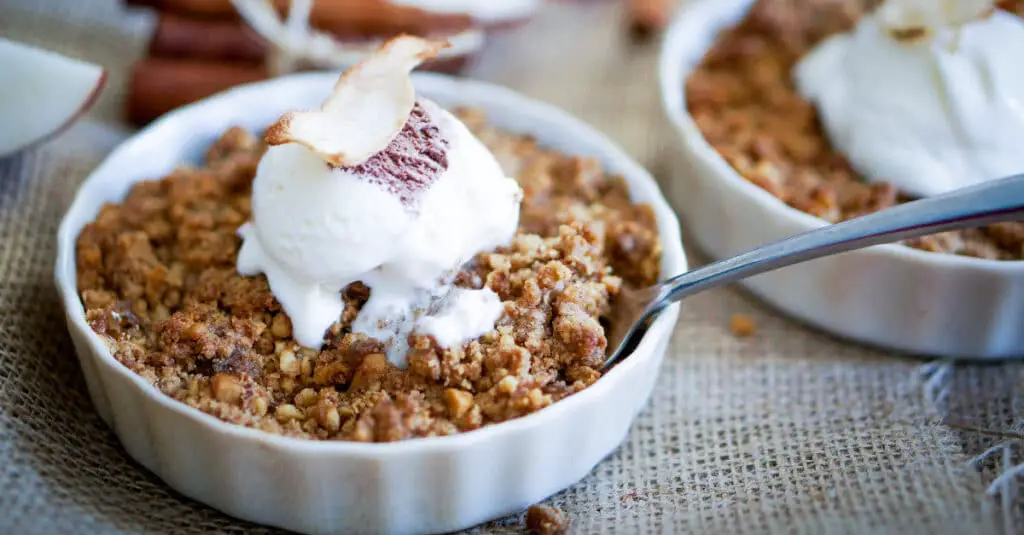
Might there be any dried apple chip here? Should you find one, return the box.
[265,35,450,167]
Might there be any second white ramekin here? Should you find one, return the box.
[56,72,687,534]
[659,0,1024,359]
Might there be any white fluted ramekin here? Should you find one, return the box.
[659,0,1024,359]
[55,72,686,535]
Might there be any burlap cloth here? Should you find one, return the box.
[1,1,1022,533]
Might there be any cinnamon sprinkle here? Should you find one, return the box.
[343,101,449,209]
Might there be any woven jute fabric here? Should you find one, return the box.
[1,1,1022,533]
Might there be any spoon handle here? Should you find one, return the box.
[657,173,1024,306]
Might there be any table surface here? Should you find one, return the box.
[0,0,1021,533]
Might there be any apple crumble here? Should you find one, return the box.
[75,109,662,442]
[686,0,1024,260]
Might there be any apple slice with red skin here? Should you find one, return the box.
[0,38,107,158]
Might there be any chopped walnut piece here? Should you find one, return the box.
[319,403,342,432]
[210,373,243,404]
[349,353,388,392]
[496,375,519,394]
[294,388,318,408]
[275,404,302,422]
[444,388,474,418]
[270,313,292,339]
[526,504,570,535]
[250,396,269,416]
[279,349,300,376]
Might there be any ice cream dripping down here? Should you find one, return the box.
[237,35,523,366]
[793,0,1024,198]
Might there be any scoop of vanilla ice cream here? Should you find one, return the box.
[237,142,409,347]
[238,96,521,365]
[793,3,1024,198]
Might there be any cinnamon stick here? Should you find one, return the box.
[125,0,474,36]
[127,58,268,126]
[126,54,470,126]
[149,13,267,63]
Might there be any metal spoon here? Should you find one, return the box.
[602,173,1024,370]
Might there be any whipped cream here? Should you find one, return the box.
[388,0,541,23]
[793,1,1024,198]
[237,37,522,366]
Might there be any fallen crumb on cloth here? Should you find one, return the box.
[730,313,757,337]
[526,503,570,534]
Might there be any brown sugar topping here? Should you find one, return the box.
[685,0,1024,260]
[75,108,662,443]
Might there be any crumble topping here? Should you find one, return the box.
[685,0,1024,260]
[75,109,662,442]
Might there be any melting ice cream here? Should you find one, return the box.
[237,36,522,366]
